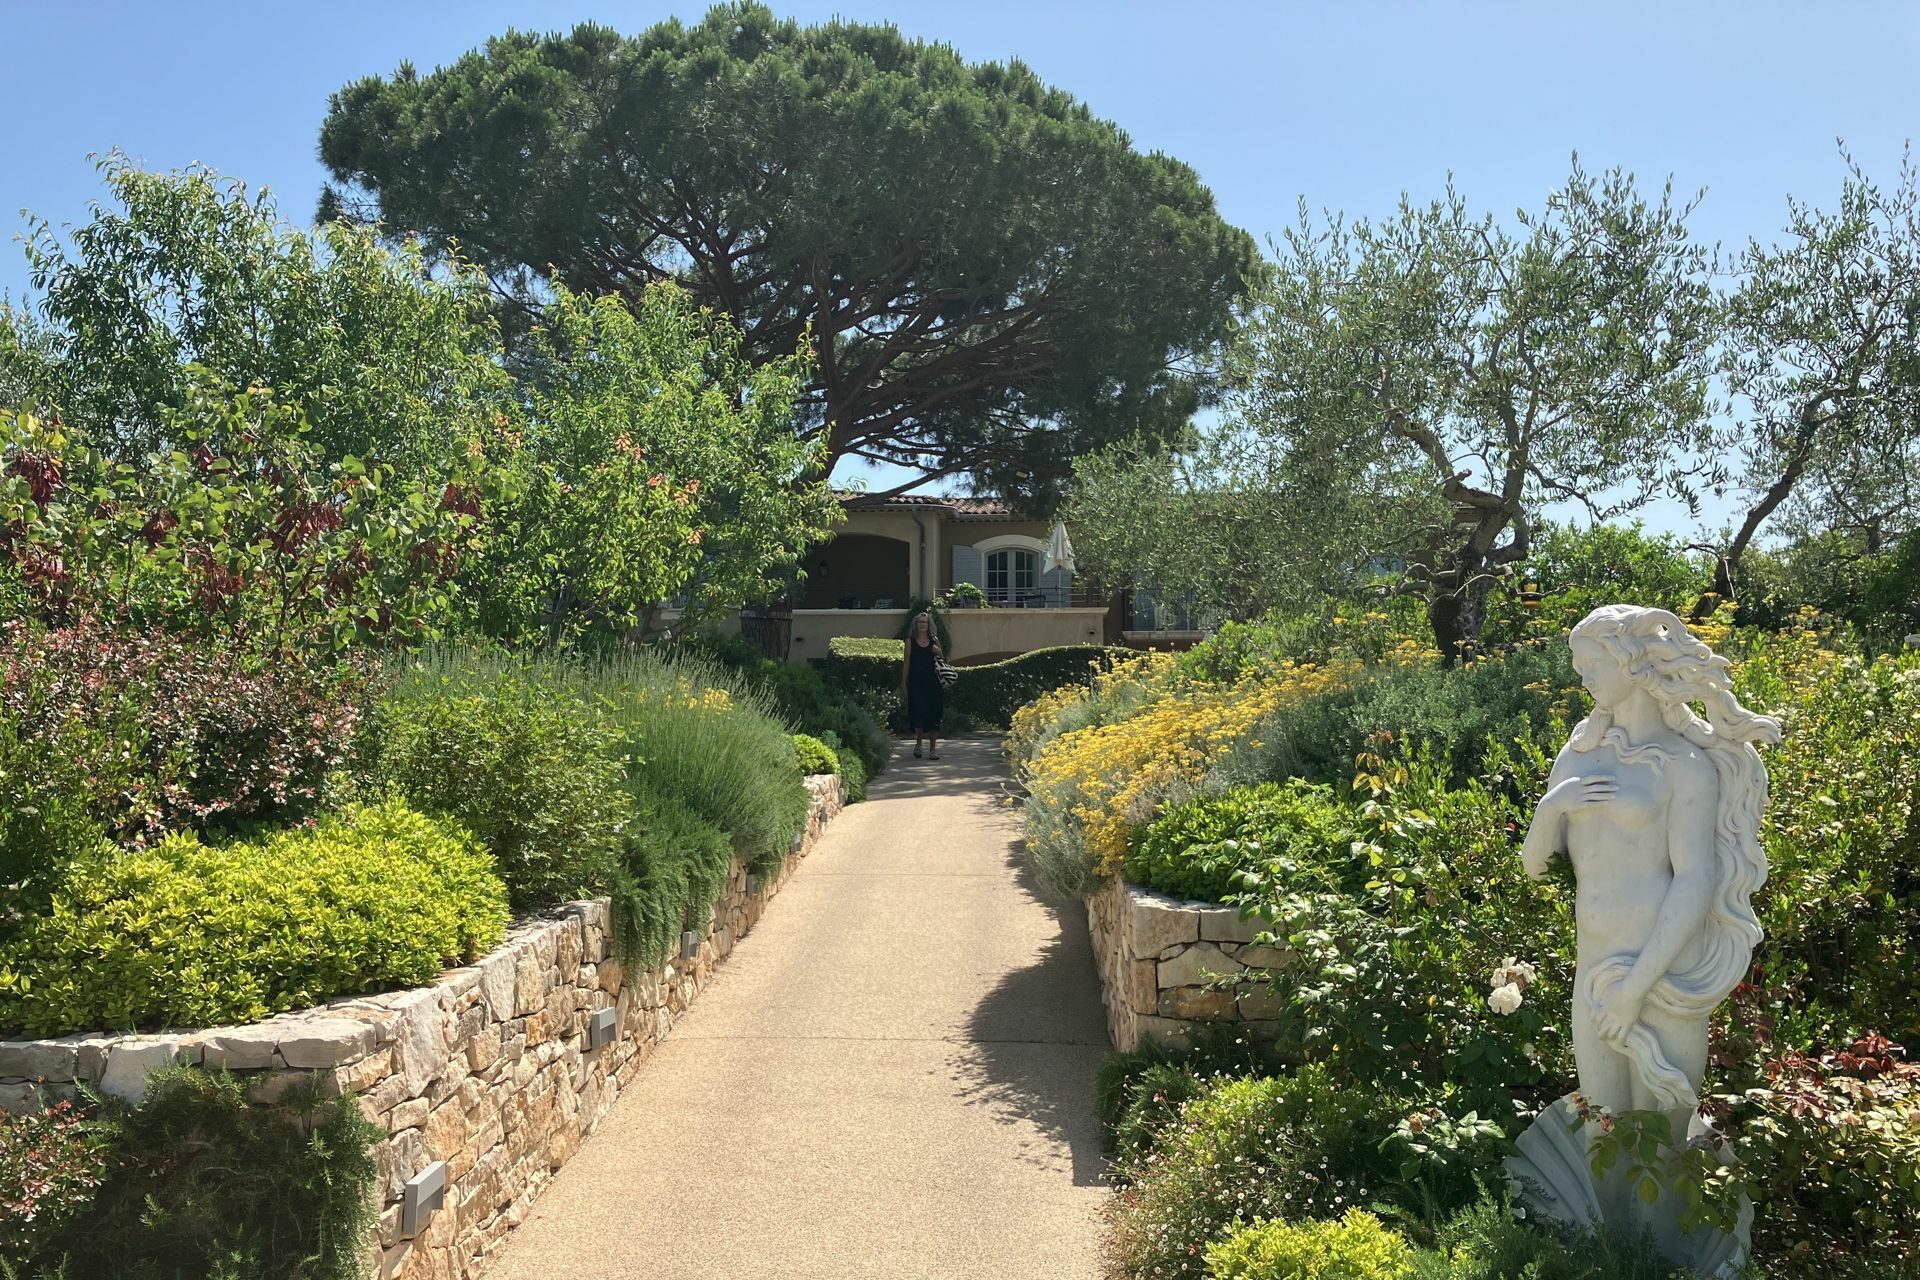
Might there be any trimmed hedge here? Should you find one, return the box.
[0,801,508,1036]
[822,638,1122,731]
[947,645,1125,727]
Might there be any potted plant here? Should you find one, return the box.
[942,582,987,610]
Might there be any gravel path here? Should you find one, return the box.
[484,735,1110,1280]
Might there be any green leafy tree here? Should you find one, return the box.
[0,388,488,656]
[1,155,510,472]
[2,161,840,641]
[463,282,840,643]
[1071,164,1720,660]
[1067,426,1395,625]
[1712,147,1920,601]
[316,3,1260,503]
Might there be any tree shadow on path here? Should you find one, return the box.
[951,842,1113,1189]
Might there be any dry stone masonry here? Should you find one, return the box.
[1085,874,1289,1051]
[0,774,844,1280]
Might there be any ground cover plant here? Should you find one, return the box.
[824,636,1121,736]
[0,1069,380,1280]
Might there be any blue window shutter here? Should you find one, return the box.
[952,544,984,588]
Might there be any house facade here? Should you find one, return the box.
[782,494,1120,664]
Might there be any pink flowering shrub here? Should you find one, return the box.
[0,1101,105,1258]
[0,617,366,893]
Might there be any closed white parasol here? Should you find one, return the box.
[1043,520,1076,576]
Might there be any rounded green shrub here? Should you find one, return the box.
[0,800,509,1035]
[1206,1210,1416,1280]
[367,655,630,911]
[818,730,868,803]
[790,733,839,777]
[1105,1067,1396,1280]
[1125,780,1356,902]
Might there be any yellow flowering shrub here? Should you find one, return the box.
[1023,658,1361,877]
[1006,651,1175,767]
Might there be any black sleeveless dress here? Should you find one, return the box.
[906,638,945,732]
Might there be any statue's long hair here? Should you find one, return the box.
[1568,606,1781,1109]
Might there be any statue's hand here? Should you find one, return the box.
[1594,984,1645,1046]
[1543,775,1618,815]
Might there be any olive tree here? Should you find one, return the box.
[1073,164,1721,660]
[1712,148,1920,600]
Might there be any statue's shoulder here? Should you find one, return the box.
[1670,744,1718,786]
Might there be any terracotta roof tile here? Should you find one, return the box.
[835,492,1024,519]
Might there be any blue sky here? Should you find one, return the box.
[4,2,1916,535]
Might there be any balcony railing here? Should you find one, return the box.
[794,589,1110,611]
[978,585,1109,609]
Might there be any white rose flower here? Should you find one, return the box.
[1487,982,1524,1015]
[1491,958,1538,990]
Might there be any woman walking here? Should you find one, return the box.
[899,611,945,759]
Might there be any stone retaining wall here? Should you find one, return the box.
[0,774,844,1280]
[1085,874,1289,1052]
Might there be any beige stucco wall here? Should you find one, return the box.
[778,511,1090,664]
[787,608,910,665]
[946,607,1105,660]
[807,511,1059,600]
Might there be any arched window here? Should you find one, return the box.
[984,548,1039,605]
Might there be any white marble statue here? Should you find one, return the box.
[1508,605,1780,1275]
